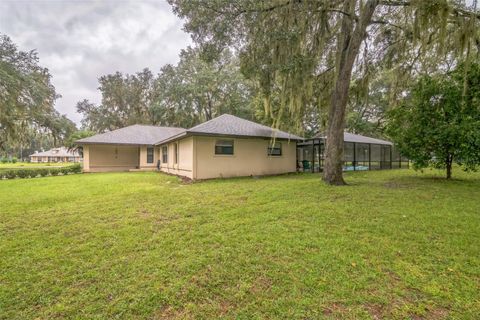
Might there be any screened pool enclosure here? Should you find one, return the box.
[297,132,409,172]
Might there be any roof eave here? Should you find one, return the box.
[75,141,154,146]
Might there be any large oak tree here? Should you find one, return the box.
[0,34,76,154]
[168,0,480,185]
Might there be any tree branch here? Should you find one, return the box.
[370,19,404,30]
[379,0,480,20]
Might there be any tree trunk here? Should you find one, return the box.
[323,0,378,185]
[446,154,453,179]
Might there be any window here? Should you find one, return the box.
[162,146,168,163]
[215,140,234,155]
[174,143,178,164]
[147,147,154,164]
[267,142,282,156]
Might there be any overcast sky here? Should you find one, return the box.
[0,0,191,125]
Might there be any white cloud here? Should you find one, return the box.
[0,0,191,125]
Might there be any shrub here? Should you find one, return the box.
[15,169,30,178]
[3,170,17,179]
[0,164,82,180]
[11,157,17,164]
[0,157,8,164]
[70,164,82,173]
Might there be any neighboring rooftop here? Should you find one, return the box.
[313,132,393,145]
[156,114,304,144]
[76,125,186,145]
[30,147,80,158]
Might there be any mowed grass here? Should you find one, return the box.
[0,169,479,319]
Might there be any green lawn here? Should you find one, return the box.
[0,170,479,319]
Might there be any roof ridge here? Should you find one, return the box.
[132,124,186,129]
[189,113,292,134]
[226,114,283,131]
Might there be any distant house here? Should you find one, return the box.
[76,114,303,179]
[30,147,82,163]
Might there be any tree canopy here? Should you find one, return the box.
[0,34,76,155]
[77,47,254,132]
[386,63,480,179]
[153,47,255,128]
[77,68,156,132]
[64,130,95,157]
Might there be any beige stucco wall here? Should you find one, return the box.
[83,146,90,171]
[158,137,194,179]
[80,135,296,178]
[83,144,140,172]
[138,146,160,170]
[193,136,297,180]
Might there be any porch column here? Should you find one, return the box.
[82,145,90,172]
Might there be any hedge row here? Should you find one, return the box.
[0,157,17,164]
[0,164,82,179]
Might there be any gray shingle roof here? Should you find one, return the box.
[30,147,80,157]
[76,125,186,145]
[156,114,303,144]
[314,132,392,145]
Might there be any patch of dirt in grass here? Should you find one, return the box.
[188,265,214,290]
[364,303,386,319]
[408,305,450,320]
[153,305,191,320]
[249,275,272,294]
[217,300,233,316]
[426,306,449,319]
[180,176,193,184]
[365,303,386,320]
[363,269,450,319]
[384,269,402,282]
[322,302,349,317]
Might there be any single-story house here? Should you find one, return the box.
[30,147,82,163]
[76,114,303,179]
